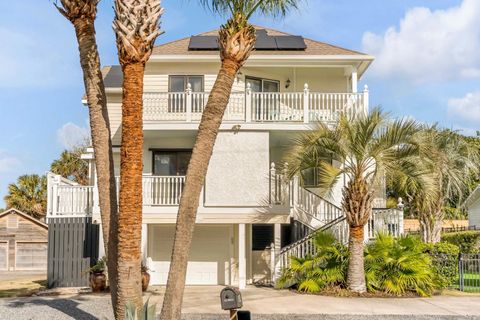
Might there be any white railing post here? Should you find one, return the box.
[51,174,61,218]
[245,83,252,122]
[92,171,100,220]
[270,162,276,204]
[363,84,369,116]
[397,197,405,235]
[303,83,310,123]
[186,83,192,122]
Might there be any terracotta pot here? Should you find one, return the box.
[142,271,150,292]
[90,272,106,293]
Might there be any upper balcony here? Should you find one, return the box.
[143,84,369,125]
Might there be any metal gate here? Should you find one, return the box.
[47,217,99,288]
[459,253,480,292]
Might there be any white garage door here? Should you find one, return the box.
[15,242,48,270]
[149,225,232,285]
[0,242,7,270]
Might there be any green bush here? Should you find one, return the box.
[364,233,438,296]
[424,241,459,287]
[277,232,348,293]
[441,231,480,253]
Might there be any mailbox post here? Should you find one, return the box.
[220,286,243,320]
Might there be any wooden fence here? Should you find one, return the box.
[47,217,99,288]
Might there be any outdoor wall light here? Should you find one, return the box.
[285,78,291,89]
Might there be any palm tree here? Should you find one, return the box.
[285,109,422,293]
[160,1,300,319]
[51,147,89,185]
[409,129,479,243]
[112,0,163,317]
[4,175,47,220]
[54,0,119,298]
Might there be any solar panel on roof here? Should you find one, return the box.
[275,36,307,50]
[255,29,269,38]
[188,36,219,50]
[254,36,277,50]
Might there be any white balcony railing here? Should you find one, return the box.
[143,83,369,123]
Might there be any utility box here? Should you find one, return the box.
[220,286,243,310]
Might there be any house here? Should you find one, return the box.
[0,208,48,271]
[46,26,403,288]
[466,186,480,227]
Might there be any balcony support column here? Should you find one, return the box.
[186,83,192,122]
[238,223,246,289]
[363,85,369,116]
[303,83,310,123]
[245,83,252,122]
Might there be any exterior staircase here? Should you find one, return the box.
[274,179,404,275]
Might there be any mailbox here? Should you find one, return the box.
[220,286,243,310]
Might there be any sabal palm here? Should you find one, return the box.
[286,109,422,292]
[112,0,164,318]
[51,148,89,185]
[161,1,300,319]
[54,1,119,310]
[410,129,479,243]
[4,175,47,220]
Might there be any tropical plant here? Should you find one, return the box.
[277,232,348,293]
[161,1,300,319]
[54,0,119,309]
[286,109,423,292]
[4,175,47,220]
[112,0,164,317]
[364,233,437,296]
[125,299,156,320]
[85,256,107,274]
[51,147,89,185]
[407,129,479,243]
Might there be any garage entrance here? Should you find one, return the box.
[148,225,233,285]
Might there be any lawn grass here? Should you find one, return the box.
[0,275,47,298]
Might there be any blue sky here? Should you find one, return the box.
[0,0,479,206]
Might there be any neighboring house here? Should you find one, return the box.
[0,208,48,271]
[466,186,480,227]
[46,26,403,288]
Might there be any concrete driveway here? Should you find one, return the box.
[0,286,479,319]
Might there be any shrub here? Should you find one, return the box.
[277,232,348,293]
[441,231,480,253]
[364,233,437,296]
[424,241,459,288]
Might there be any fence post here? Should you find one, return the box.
[245,83,252,123]
[186,83,192,122]
[459,253,464,292]
[303,83,310,124]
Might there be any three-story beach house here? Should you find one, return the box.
[46,27,403,289]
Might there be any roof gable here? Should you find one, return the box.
[0,208,48,229]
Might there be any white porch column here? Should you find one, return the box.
[273,224,282,281]
[238,223,246,289]
[186,83,192,122]
[141,223,148,261]
[351,67,358,93]
[303,83,310,123]
[245,83,252,122]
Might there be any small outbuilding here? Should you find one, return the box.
[0,208,48,271]
[466,186,480,228]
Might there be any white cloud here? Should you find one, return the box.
[362,0,480,83]
[0,150,20,173]
[57,122,90,150]
[448,91,480,126]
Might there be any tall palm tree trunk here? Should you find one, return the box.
[114,62,145,317]
[55,1,118,299]
[419,209,443,243]
[160,58,241,320]
[347,225,366,292]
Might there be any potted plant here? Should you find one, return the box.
[141,263,150,292]
[86,257,106,292]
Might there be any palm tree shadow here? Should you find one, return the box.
[7,296,100,320]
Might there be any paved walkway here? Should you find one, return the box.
[0,286,479,319]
